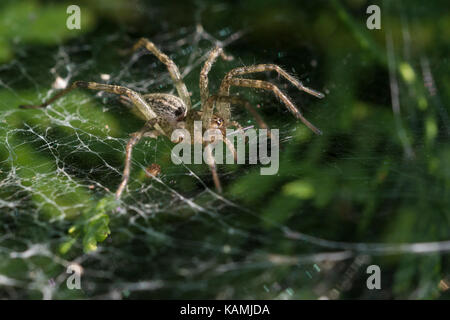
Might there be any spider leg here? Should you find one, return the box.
[229,120,247,137]
[132,38,192,112]
[216,64,324,126]
[200,46,233,108]
[200,46,233,128]
[204,141,223,193]
[215,133,237,162]
[115,127,146,199]
[115,119,157,199]
[220,64,325,99]
[223,136,237,162]
[19,81,166,135]
[119,94,147,120]
[222,79,322,135]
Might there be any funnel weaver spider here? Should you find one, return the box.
[20,38,324,199]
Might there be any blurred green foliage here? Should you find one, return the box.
[0,0,449,299]
[0,0,95,62]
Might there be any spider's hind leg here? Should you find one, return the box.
[115,119,159,199]
[19,81,159,123]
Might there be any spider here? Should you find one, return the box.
[19,38,324,199]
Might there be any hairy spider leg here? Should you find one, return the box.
[220,64,325,99]
[203,140,222,193]
[199,46,233,127]
[216,64,324,134]
[115,122,153,199]
[219,78,323,135]
[20,81,159,121]
[132,38,192,114]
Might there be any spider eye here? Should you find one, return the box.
[175,107,184,117]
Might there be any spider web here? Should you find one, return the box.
[1,2,449,300]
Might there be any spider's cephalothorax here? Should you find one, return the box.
[20,38,324,199]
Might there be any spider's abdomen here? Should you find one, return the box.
[143,93,187,122]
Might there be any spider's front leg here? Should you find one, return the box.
[219,64,325,99]
[217,64,324,135]
[200,46,233,105]
[221,78,323,135]
[199,46,233,128]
